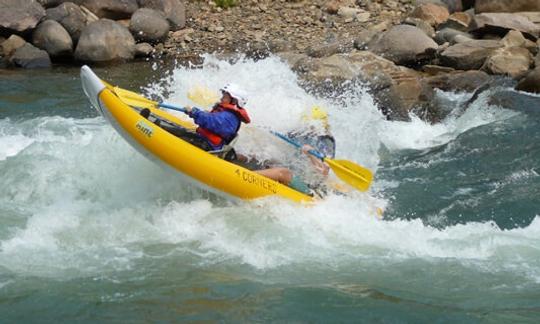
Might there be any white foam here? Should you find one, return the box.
[1,55,537,283]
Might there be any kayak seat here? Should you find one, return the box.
[208,134,239,161]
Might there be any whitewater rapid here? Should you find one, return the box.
[0,55,538,287]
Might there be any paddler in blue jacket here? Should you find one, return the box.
[146,83,251,153]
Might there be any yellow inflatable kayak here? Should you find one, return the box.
[80,65,313,203]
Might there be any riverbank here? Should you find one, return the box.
[2,0,540,121]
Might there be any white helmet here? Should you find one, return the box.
[220,83,247,107]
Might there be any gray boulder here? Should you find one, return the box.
[139,0,185,31]
[440,39,503,70]
[10,43,51,68]
[368,24,438,66]
[471,13,540,41]
[82,0,138,20]
[0,0,46,33]
[129,8,169,43]
[32,20,73,57]
[46,2,88,42]
[75,19,135,62]
[475,0,540,13]
[516,67,540,94]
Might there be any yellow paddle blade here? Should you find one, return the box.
[112,86,158,109]
[187,85,219,107]
[324,158,373,192]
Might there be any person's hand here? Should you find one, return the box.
[184,106,192,114]
[301,144,314,155]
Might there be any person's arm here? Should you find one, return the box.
[302,144,329,176]
[190,110,238,137]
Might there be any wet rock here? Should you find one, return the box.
[516,67,540,93]
[421,64,455,75]
[82,0,138,20]
[292,51,434,121]
[1,35,27,58]
[46,2,89,42]
[10,43,51,68]
[483,46,532,79]
[0,0,46,34]
[32,20,73,58]
[475,0,540,13]
[434,28,473,45]
[470,13,540,41]
[134,42,154,57]
[440,39,503,70]
[139,0,186,31]
[368,24,438,66]
[129,8,170,43]
[423,70,490,93]
[75,19,135,62]
[410,3,449,27]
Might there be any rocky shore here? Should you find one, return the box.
[2,0,540,122]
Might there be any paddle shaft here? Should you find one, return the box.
[158,102,187,113]
[272,131,325,160]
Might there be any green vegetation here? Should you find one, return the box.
[214,0,237,8]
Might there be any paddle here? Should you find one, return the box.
[272,132,373,192]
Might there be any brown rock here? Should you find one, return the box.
[410,3,449,27]
[516,67,540,93]
[32,20,73,57]
[139,0,186,31]
[1,35,26,58]
[368,24,438,66]
[0,0,46,33]
[483,47,532,79]
[81,0,138,20]
[46,2,89,42]
[471,13,540,41]
[10,43,51,68]
[75,19,135,62]
[440,39,502,70]
[476,0,540,13]
[423,70,491,93]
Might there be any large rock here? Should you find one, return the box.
[81,0,138,20]
[516,67,540,93]
[367,24,438,66]
[470,13,540,41]
[32,20,73,57]
[129,8,169,43]
[292,51,434,121]
[483,47,532,79]
[410,3,449,27]
[46,2,89,42]
[440,39,503,70]
[0,0,46,33]
[423,70,491,93]
[1,35,27,58]
[75,19,135,62]
[475,0,540,13]
[139,0,186,31]
[9,43,51,68]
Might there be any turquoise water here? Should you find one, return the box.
[1,57,539,322]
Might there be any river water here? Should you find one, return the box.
[1,56,539,322]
